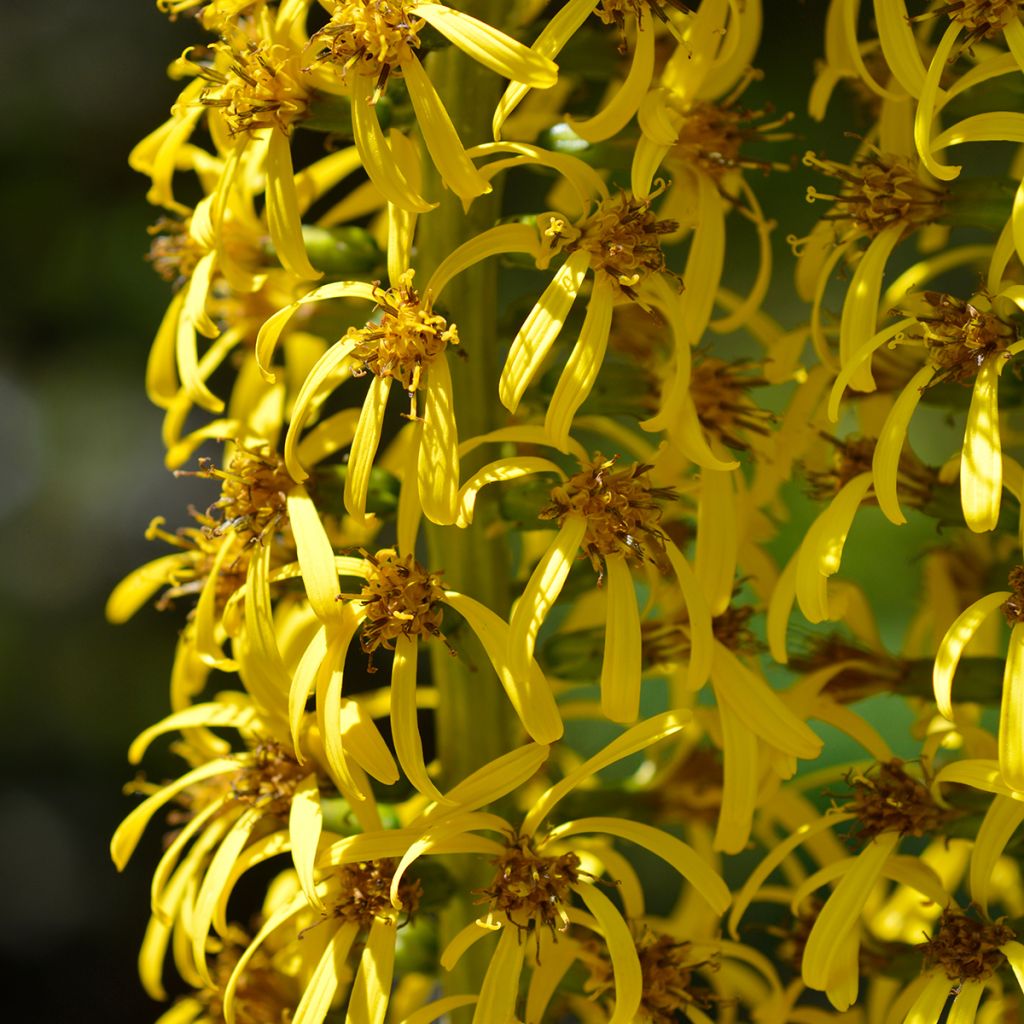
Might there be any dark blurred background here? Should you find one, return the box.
[0,2,843,1020]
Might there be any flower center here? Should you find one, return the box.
[329,858,422,927]
[309,0,424,98]
[802,149,947,240]
[479,833,582,934]
[147,217,205,286]
[804,434,876,499]
[180,445,292,543]
[910,292,1017,385]
[231,742,308,817]
[1001,566,1024,625]
[200,944,294,1024]
[540,454,675,574]
[691,357,773,450]
[347,275,458,409]
[356,548,449,653]
[944,0,1019,38]
[594,0,692,32]
[920,908,1016,981]
[540,194,680,301]
[643,604,761,667]
[840,759,949,842]
[196,38,310,136]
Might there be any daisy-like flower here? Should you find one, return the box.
[385,712,731,1024]
[933,564,1024,791]
[256,267,464,526]
[730,758,955,1011]
[790,141,948,390]
[285,536,563,804]
[306,0,558,210]
[829,287,1024,533]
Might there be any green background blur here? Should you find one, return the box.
[0,2,927,1020]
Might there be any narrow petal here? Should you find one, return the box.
[714,701,759,854]
[573,883,642,1024]
[801,833,899,992]
[418,357,459,525]
[425,223,541,300]
[147,291,185,409]
[933,759,1023,801]
[401,52,491,204]
[962,353,1004,533]
[1002,939,1024,995]
[932,111,1024,151]
[507,516,587,687]
[399,997,478,1024]
[569,20,654,143]
[411,4,557,87]
[288,485,344,621]
[351,74,435,213]
[663,539,714,689]
[500,250,590,412]
[345,377,392,521]
[969,795,1024,913]
[106,553,192,625]
[946,980,984,1024]
[933,591,1009,719]
[193,535,238,670]
[392,636,446,802]
[914,21,962,181]
[456,457,564,527]
[266,129,322,280]
[317,619,362,794]
[289,773,324,911]
[294,923,358,1024]
[600,554,642,724]
[471,925,525,1024]
[1000,622,1024,791]
[904,973,954,1024]
[128,701,256,765]
[443,591,563,744]
[345,918,397,1024]
[873,0,926,98]
[545,276,615,451]
[550,818,730,914]
[176,306,223,414]
[695,466,737,616]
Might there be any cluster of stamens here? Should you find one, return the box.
[540,193,679,301]
[909,292,1017,386]
[329,858,422,927]
[479,833,582,935]
[355,548,450,654]
[800,149,947,241]
[146,217,205,287]
[1001,566,1024,625]
[913,1,1020,44]
[231,741,308,817]
[347,275,458,417]
[839,759,949,842]
[196,38,310,135]
[920,908,1016,981]
[540,454,675,575]
[792,634,906,703]
[803,434,875,500]
[178,446,292,543]
[691,357,773,450]
[643,603,761,667]
[309,0,423,100]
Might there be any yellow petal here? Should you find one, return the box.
[425,223,541,299]
[947,980,984,1024]
[443,591,563,744]
[549,817,730,914]
[932,591,1009,719]
[500,250,590,412]
[287,485,343,621]
[915,21,962,181]
[399,998,478,1024]
[933,758,1024,802]
[290,625,327,756]
[1000,622,1024,791]
[695,466,737,616]
[962,353,1004,533]
[105,553,192,625]
[345,918,397,1024]
[471,925,525,1024]
[969,795,1024,913]
[932,111,1024,153]
[266,130,322,280]
[392,636,446,802]
[873,0,926,98]
[345,376,392,521]
[418,358,459,525]
[663,540,714,689]
[1001,939,1024,995]
[600,554,642,724]
[294,923,357,1024]
[289,773,324,912]
[127,701,256,765]
[401,52,491,204]
[456,457,565,527]
[507,516,587,687]
[411,4,557,87]
[714,701,759,854]
[545,276,615,451]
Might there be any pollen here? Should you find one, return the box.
[920,908,1016,981]
[839,759,950,842]
[910,292,1017,386]
[347,274,459,418]
[800,148,947,241]
[355,548,450,654]
[690,357,773,451]
[179,445,292,543]
[329,858,422,927]
[196,38,310,136]
[541,193,680,301]
[1001,566,1024,625]
[146,217,205,286]
[309,0,425,99]
[478,833,582,935]
[540,454,676,574]
[229,741,309,817]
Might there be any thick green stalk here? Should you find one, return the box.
[416,2,518,1012]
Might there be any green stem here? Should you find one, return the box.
[415,4,516,1014]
